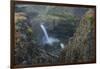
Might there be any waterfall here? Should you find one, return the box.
[40,23,60,46]
[40,24,49,42]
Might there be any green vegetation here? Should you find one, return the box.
[14,5,95,65]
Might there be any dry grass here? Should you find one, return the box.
[15,12,27,23]
[59,9,95,64]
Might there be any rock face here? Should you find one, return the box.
[14,4,95,66]
[59,9,96,64]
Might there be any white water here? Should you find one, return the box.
[40,24,59,45]
[40,24,49,42]
[60,43,64,49]
[40,23,64,48]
